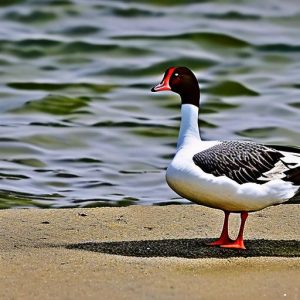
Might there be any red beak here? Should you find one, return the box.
[151,81,171,92]
[151,67,175,92]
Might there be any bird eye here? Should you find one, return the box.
[174,73,179,77]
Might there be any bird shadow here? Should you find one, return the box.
[65,238,300,258]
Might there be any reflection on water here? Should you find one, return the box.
[0,0,299,208]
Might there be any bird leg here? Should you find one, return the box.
[209,211,234,246]
[221,211,248,250]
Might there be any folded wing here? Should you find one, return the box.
[193,141,300,185]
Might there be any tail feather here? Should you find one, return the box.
[268,144,300,154]
[286,188,300,204]
[283,166,300,185]
[267,144,300,184]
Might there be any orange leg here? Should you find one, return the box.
[209,211,234,246]
[221,211,248,250]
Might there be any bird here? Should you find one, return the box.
[151,66,300,249]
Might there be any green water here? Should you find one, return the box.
[0,0,299,208]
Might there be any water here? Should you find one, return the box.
[0,0,299,208]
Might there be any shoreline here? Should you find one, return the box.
[1,205,299,299]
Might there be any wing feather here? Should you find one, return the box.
[193,141,284,184]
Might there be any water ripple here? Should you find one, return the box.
[0,0,299,208]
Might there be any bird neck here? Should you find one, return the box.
[177,104,201,150]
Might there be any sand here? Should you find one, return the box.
[0,205,299,299]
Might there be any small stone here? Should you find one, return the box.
[78,213,87,217]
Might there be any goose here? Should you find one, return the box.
[151,66,300,249]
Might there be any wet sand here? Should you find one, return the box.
[0,205,299,299]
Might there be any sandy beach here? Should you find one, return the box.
[1,205,299,300]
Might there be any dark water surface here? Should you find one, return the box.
[0,0,299,208]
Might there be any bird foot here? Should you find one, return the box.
[208,237,234,247]
[220,240,246,250]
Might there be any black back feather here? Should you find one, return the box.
[193,141,283,184]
